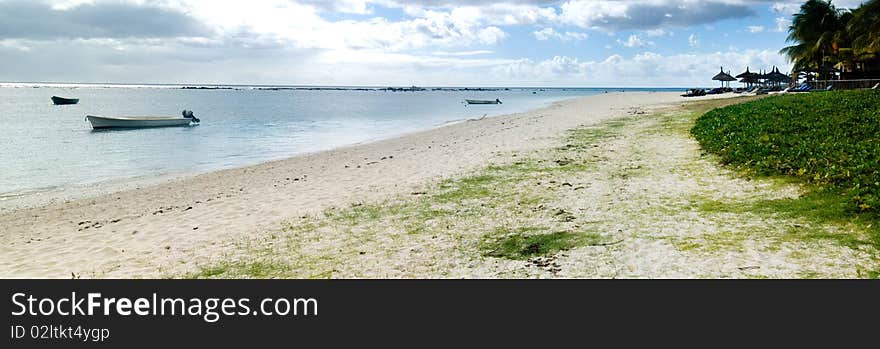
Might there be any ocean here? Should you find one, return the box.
[0,84,681,199]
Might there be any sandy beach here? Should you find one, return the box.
[1,92,688,278]
[4,91,876,279]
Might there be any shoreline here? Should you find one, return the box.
[2,91,702,278]
[0,94,587,212]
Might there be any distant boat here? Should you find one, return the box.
[86,110,200,129]
[51,96,79,105]
[465,99,502,105]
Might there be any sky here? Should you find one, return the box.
[0,0,869,87]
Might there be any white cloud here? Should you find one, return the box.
[775,17,791,32]
[617,34,652,48]
[557,0,756,31]
[748,26,765,33]
[645,28,672,37]
[0,39,32,52]
[0,0,810,86]
[771,0,865,15]
[770,2,801,15]
[431,50,494,56]
[533,28,588,42]
[491,49,791,87]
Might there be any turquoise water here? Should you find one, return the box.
[0,85,679,197]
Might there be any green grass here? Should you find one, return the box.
[691,183,879,250]
[188,259,291,279]
[480,228,606,260]
[692,90,880,213]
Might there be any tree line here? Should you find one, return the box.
[781,0,880,79]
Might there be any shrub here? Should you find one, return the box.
[692,90,880,212]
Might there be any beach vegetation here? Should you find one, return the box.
[189,259,291,279]
[692,90,880,246]
[480,228,605,260]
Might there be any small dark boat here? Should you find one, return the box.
[51,96,79,105]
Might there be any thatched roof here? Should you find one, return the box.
[712,67,737,81]
[767,66,791,82]
[735,67,757,79]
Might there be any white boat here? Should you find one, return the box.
[86,110,200,129]
[465,98,502,105]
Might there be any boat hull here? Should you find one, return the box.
[51,96,79,105]
[86,115,194,129]
[465,99,501,105]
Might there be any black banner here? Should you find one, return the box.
[2,280,878,347]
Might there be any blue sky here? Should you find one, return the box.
[0,0,868,87]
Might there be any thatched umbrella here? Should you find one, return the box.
[736,67,758,87]
[767,66,791,85]
[756,69,772,87]
[739,76,758,87]
[712,67,737,88]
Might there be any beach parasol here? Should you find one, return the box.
[736,67,758,87]
[767,66,791,84]
[735,67,756,79]
[712,67,737,87]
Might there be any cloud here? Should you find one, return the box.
[770,2,801,15]
[0,39,31,52]
[0,0,809,86]
[770,0,865,15]
[299,0,373,14]
[645,28,672,37]
[533,28,588,42]
[491,49,791,87]
[617,34,653,48]
[774,17,791,32]
[558,0,756,31]
[432,50,494,56]
[0,0,210,40]
[748,26,765,33]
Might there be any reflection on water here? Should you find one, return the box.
[0,85,677,196]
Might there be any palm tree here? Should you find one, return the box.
[780,0,845,75]
[848,0,880,59]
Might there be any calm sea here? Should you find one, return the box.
[0,84,681,199]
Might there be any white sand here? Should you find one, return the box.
[0,92,721,278]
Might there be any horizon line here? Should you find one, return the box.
[0,81,696,89]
